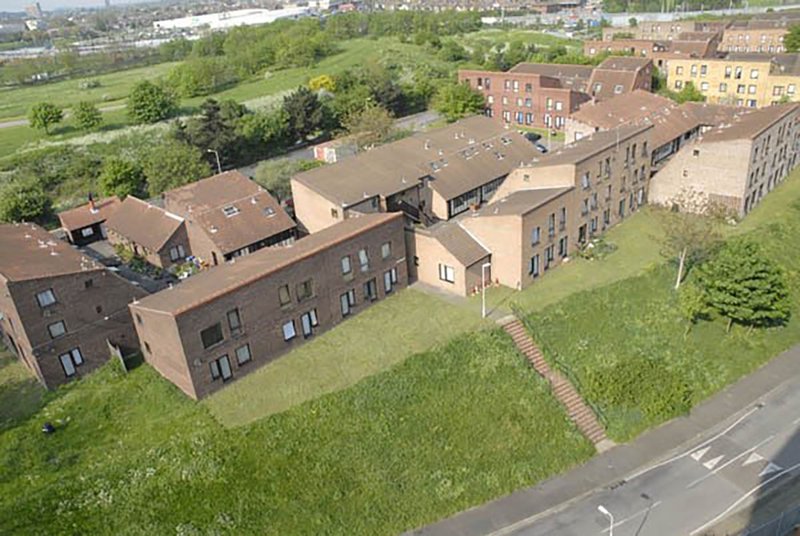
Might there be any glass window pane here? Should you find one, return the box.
[219,356,232,380]
[282,321,295,340]
[71,348,83,365]
[60,354,76,377]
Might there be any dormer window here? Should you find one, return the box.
[264,207,275,217]
[222,206,240,217]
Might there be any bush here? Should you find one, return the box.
[0,179,51,223]
[28,102,63,134]
[166,57,239,98]
[127,80,178,124]
[78,79,100,90]
[73,101,102,132]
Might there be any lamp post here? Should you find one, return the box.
[207,149,222,174]
[481,262,492,319]
[598,505,614,536]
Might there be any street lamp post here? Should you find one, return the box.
[481,262,492,319]
[598,505,614,536]
[207,149,222,174]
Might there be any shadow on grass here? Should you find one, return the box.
[0,355,48,434]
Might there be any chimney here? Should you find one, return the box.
[88,193,98,214]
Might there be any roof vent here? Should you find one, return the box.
[264,207,275,217]
[210,225,218,233]
[251,197,258,205]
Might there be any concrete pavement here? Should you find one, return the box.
[412,344,800,536]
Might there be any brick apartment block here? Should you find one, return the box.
[650,103,800,216]
[0,223,146,388]
[459,57,653,131]
[584,33,720,72]
[130,213,406,399]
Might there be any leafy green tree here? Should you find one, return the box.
[657,204,720,289]
[678,283,711,336]
[629,17,638,27]
[283,86,325,143]
[675,81,705,104]
[73,101,102,131]
[438,40,469,62]
[342,102,395,148]
[143,139,212,195]
[28,102,63,134]
[174,99,246,168]
[127,81,178,124]
[167,57,238,98]
[254,158,323,201]
[785,25,800,52]
[235,108,292,159]
[0,179,51,223]
[697,239,791,331]
[432,81,486,122]
[99,158,146,199]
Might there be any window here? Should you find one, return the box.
[340,255,352,276]
[724,65,732,78]
[737,84,746,94]
[700,82,709,91]
[546,97,553,110]
[227,308,242,335]
[59,348,83,377]
[80,227,94,238]
[555,101,563,111]
[358,248,369,272]
[789,84,796,95]
[735,66,743,79]
[209,355,232,381]
[750,69,759,79]
[619,199,626,217]
[235,344,251,365]
[581,198,589,215]
[531,226,541,246]
[529,254,540,278]
[300,309,319,338]
[690,64,697,76]
[676,66,684,75]
[222,206,240,217]
[545,245,555,268]
[559,207,567,230]
[674,80,683,90]
[558,236,568,258]
[278,284,291,306]
[84,279,93,289]
[700,64,707,77]
[384,268,398,293]
[296,279,313,301]
[438,264,455,284]
[36,289,56,308]
[47,320,66,339]
[719,82,728,92]
[363,278,378,300]
[331,208,339,218]
[381,241,392,259]
[774,86,785,96]
[614,84,623,94]
[581,172,590,190]
[548,213,556,237]
[200,323,224,349]
[169,244,186,262]
[748,85,757,95]
[340,289,356,317]
[282,320,296,341]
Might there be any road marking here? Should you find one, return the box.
[687,435,774,489]
[691,446,710,461]
[689,460,800,535]
[600,501,663,534]
[743,452,765,466]
[758,462,782,477]
[624,405,760,482]
[702,455,724,470]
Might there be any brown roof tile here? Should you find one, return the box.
[0,223,103,282]
[699,103,799,143]
[530,123,653,167]
[474,187,574,217]
[571,90,677,129]
[58,196,121,232]
[164,171,295,255]
[423,222,489,267]
[105,196,185,253]
[133,212,402,315]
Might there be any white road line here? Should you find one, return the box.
[624,405,761,482]
[686,435,775,489]
[600,501,663,534]
[689,460,800,536]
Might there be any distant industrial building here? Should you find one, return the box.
[152,7,310,32]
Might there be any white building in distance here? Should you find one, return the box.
[153,8,310,31]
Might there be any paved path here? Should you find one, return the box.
[411,344,800,536]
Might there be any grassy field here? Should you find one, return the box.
[462,29,582,50]
[523,170,800,442]
[0,38,455,158]
[206,289,488,427]
[0,329,592,534]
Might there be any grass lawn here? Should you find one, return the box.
[0,353,44,433]
[206,289,489,427]
[462,29,582,50]
[522,170,800,442]
[0,329,592,535]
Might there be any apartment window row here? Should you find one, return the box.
[282,308,319,342]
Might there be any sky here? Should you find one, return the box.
[1,0,144,12]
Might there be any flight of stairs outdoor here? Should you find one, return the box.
[502,318,611,448]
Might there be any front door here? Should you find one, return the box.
[578,224,587,244]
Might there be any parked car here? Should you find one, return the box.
[534,142,549,154]
[522,131,542,144]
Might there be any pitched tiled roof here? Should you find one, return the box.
[58,196,121,232]
[530,123,652,167]
[508,63,593,91]
[423,221,489,267]
[105,196,184,253]
[0,223,102,281]
[571,90,677,129]
[475,187,574,217]
[699,103,799,143]
[587,57,652,101]
[292,115,540,207]
[164,171,296,255]
[133,212,402,315]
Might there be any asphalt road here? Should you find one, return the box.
[500,376,800,536]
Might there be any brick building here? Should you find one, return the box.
[584,33,719,71]
[58,195,121,246]
[130,213,406,399]
[0,223,145,388]
[163,171,296,266]
[459,57,653,131]
[650,103,800,216]
[720,20,789,54]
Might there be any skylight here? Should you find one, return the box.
[222,206,240,217]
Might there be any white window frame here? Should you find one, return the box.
[358,248,369,272]
[341,255,352,275]
[36,289,56,308]
[340,289,356,316]
[438,264,455,284]
[80,227,94,238]
[381,242,391,259]
[282,320,296,341]
[235,344,252,365]
[300,309,318,338]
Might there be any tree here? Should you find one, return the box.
[629,17,638,27]
[73,101,102,131]
[432,81,485,122]
[28,102,63,134]
[235,108,292,160]
[657,204,720,290]
[698,239,791,331]
[342,102,395,148]
[785,25,800,53]
[253,158,323,202]
[127,81,178,124]
[438,40,469,62]
[143,139,212,195]
[174,98,246,169]
[0,179,51,223]
[678,283,711,336]
[99,158,145,199]
[308,74,336,92]
[282,86,325,143]
[166,57,238,98]
[675,81,705,104]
